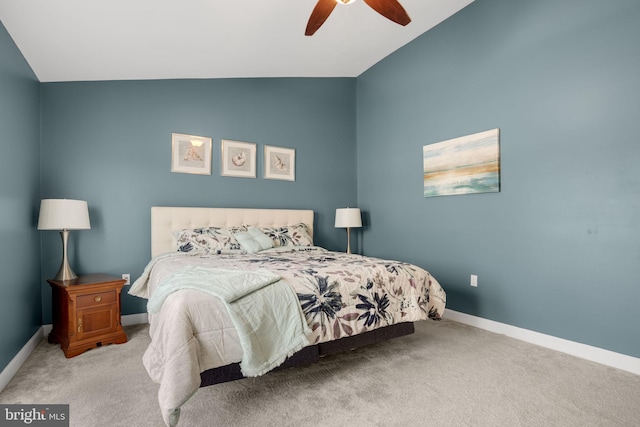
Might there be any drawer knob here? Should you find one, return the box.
[94,296,102,302]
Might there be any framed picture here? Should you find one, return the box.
[264,145,295,181]
[221,140,256,178]
[423,128,500,197]
[171,133,212,175]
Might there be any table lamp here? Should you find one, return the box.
[335,207,362,254]
[38,199,91,281]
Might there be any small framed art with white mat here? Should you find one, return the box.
[264,145,295,181]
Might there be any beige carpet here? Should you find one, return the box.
[1,319,639,426]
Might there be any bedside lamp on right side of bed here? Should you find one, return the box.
[335,207,362,254]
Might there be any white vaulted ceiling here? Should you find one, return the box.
[0,0,473,82]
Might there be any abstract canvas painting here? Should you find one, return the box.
[423,128,500,197]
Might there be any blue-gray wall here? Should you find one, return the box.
[39,78,357,322]
[0,22,41,370]
[356,0,640,357]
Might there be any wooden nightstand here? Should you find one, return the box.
[48,274,128,358]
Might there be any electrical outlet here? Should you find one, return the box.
[470,274,478,287]
[122,273,131,286]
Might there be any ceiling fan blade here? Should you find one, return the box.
[363,0,412,26]
[305,0,339,36]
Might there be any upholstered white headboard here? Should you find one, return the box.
[150,207,314,257]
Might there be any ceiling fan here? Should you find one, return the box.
[305,0,412,36]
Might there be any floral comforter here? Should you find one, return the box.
[136,246,446,345]
[261,247,446,343]
[130,246,446,425]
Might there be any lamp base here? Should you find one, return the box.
[55,230,78,281]
[54,266,78,282]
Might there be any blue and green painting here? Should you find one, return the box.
[423,129,500,197]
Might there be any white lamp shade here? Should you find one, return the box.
[335,208,362,228]
[37,199,91,230]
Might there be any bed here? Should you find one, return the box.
[129,207,446,426]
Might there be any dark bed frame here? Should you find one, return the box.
[200,322,415,387]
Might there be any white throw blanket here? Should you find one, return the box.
[148,265,310,377]
[148,266,280,312]
[134,260,310,426]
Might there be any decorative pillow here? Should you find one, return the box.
[234,227,274,254]
[247,227,276,249]
[200,226,248,251]
[174,226,247,254]
[174,229,218,254]
[259,223,313,247]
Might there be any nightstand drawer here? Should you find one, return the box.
[77,290,116,308]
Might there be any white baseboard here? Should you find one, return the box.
[0,326,45,393]
[444,309,640,376]
[121,312,148,326]
[0,313,148,393]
